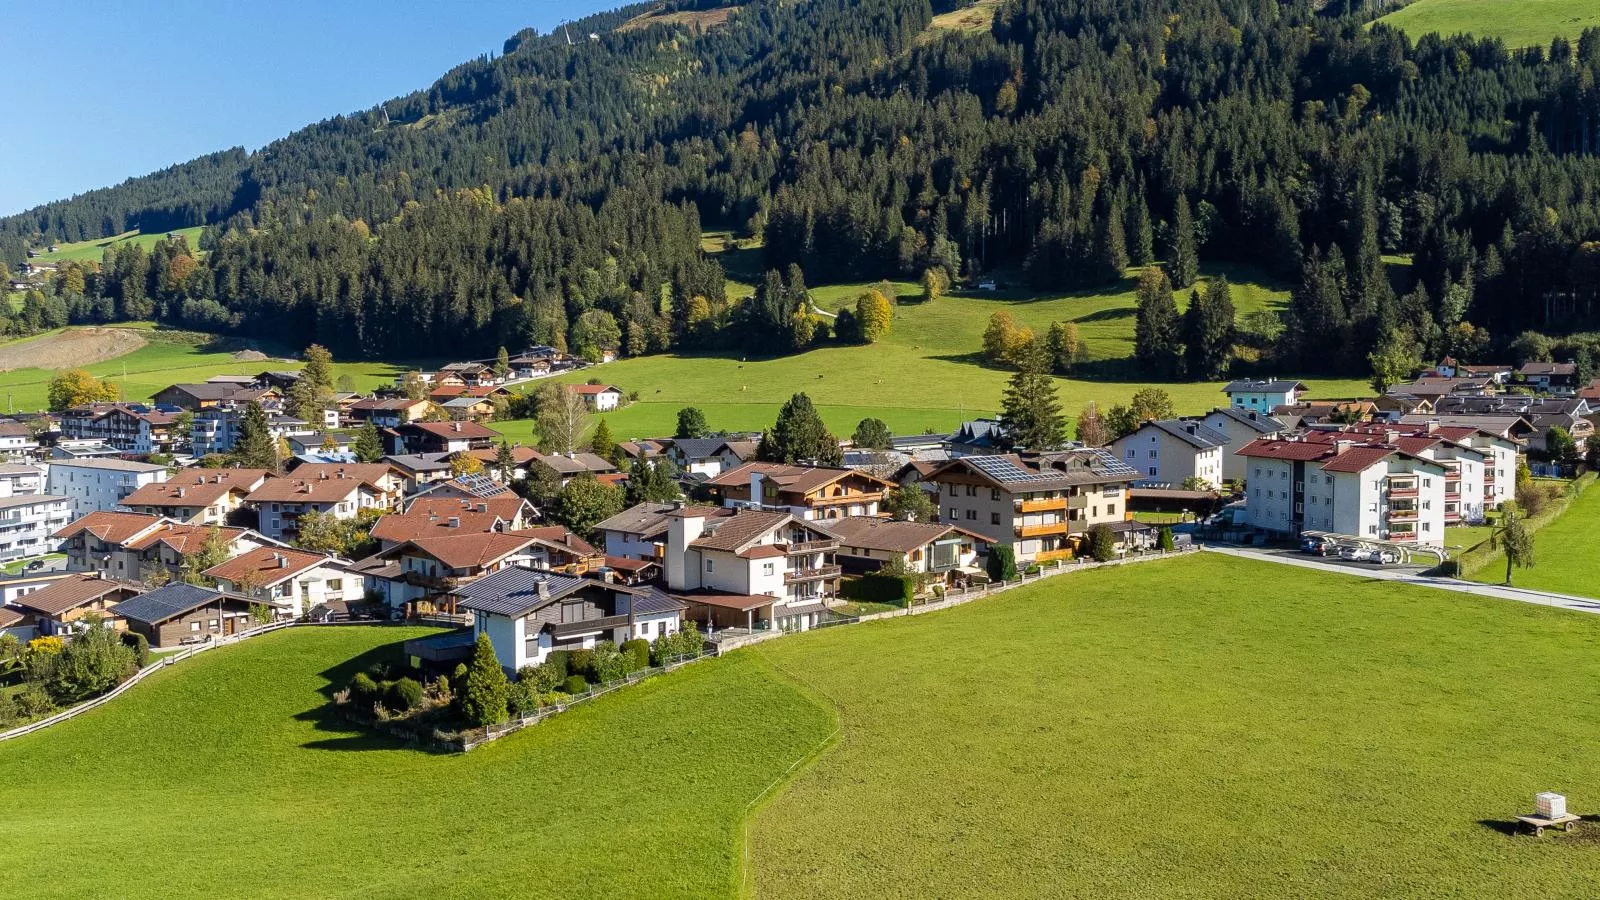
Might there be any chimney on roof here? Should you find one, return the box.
[476,503,487,513]
[536,578,550,601]
[1332,439,1355,455]
[452,422,462,433]
[175,487,185,498]
[274,553,287,568]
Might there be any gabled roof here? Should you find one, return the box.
[1205,406,1284,434]
[12,574,137,617]
[121,468,270,508]
[283,463,399,488]
[823,516,986,553]
[705,461,892,495]
[53,510,164,544]
[369,510,506,544]
[535,452,618,475]
[204,547,336,586]
[1134,419,1228,450]
[1518,362,1576,376]
[244,473,374,504]
[111,583,233,625]
[593,501,681,538]
[687,509,823,553]
[512,525,598,558]
[402,494,529,522]
[125,524,249,554]
[1222,379,1306,394]
[390,532,538,570]
[398,421,499,439]
[452,567,589,618]
[569,384,622,395]
[671,438,742,460]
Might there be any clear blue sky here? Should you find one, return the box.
[0,0,616,217]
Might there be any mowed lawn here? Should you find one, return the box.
[32,226,206,263]
[1470,478,1600,599]
[1379,0,1600,49]
[500,264,1368,442]
[0,626,834,900]
[0,325,406,413]
[751,554,1600,898]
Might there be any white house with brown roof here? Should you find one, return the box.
[1237,434,1448,543]
[119,468,271,525]
[204,547,361,618]
[824,516,990,583]
[704,462,893,520]
[387,421,498,455]
[351,531,545,616]
[1108,419,1228,488]
[53,510,280,583]
[664,506,841,633]
[243,468,391,542]
[569,383,623,411]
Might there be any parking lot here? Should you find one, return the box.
[1250,543,1433,576]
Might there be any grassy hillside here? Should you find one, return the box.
[0,324,404,414]
[1379,0,1600,50]
[497,264,1368,442]
[33,226,205,263]
[7,557,1600,895]
[752,554,1600,897]
[0,626,834,899]
[1470,478,1600,598]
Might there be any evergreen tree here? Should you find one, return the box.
[1127,189,1155,266]
[997,340,1065,450]
[459,634,509,727]
[762,393,842,465]
[230,402,279,471]
[1133,267,1182,378]
[301,344,335,394]
[1169,195,1199,289]
[1285,247,1352,372]
[494,440,517,482]
[851,417,893,450]
[493,346,510,380]
[589,419,616,461]
[352,420,384,463]
[1182,276,1235,379]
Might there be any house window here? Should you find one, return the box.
[191,622,200,632]
[762,562,774,576]
[326,579,343,591]
[1107,504,1116,516]
[947,508,956,520]
[705,559,714,573]
[1147,467,1156,476]
[1126,449,1135,459]
[991,488,1000,501]
[965,510,976,521]
[966,485,977,497]
[990,512,1000,525]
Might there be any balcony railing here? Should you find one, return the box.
[1015,497,1068,514]
[1387,509,1418,522]
[786,539,838,554]
[1387,486,1418,498]
[1015,521,1069,539]
[784,565,841,584]
[550,614,630,638]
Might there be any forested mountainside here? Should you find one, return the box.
[6,0,1600,370]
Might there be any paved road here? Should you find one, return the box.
[1202,545,1600,617]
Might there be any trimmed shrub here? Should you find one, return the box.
[539,691,565,708]
[544,650,570,680]
[567,649,595,679]
[840,572,914,606]
[121,632,150,669]
[591,641,629,683]
[562,675,590,695]
[1157,526,1175,551]
[507,679,540,716]
[1087,524,1116,562]
[621,638,650,672]
[459,634,509,727]
[388,677,423,711]
[349,672,379,705]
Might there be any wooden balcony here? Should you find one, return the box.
[784,564,841,584]
[1015,497,1068,514]
[550,614,630,638]
[1015,521,1069,539]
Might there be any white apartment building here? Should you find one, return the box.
[0,463,46,498]
[45,458,170,516]
[0,422,40,459]
[1109,419,1227,488]
[1223,379,1306,414]
[1200,407,1285,483]
[0,494,73,563]
[664,505,840,633]
[1238,437,1447,545]
[191,407,314,457]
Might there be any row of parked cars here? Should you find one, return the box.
[1299,535,1403,565]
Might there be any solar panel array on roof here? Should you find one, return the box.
[451,474,511,498]
[967,455,1057,484]
[1084,448,1140,478]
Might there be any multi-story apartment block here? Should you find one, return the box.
[0,463,46,498]
[664,505,841,633]
[45,458,169,516]
[1237,436,1448,544]
[922,449,1140,563]
[0,493,73,563]
[58,404,179,455]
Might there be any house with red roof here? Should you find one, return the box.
[568,383,624,411]
[204,547,361,618]
[1236,435,1448,543]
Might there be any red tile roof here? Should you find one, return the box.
[204,547,332,586]
[53,511,162,544]
[1318,446,1399,473]
[121,469,270,508]
[398,532,538,570]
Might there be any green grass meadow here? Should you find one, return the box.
[1470,477,1600,598]
[1379,0,1600,50]
[4,557,1600,896]
[31,226,206,263]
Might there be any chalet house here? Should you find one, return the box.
[824,516,990,584]
[465,444,541,481]
[515,525,603,574]
[1238,436,1448,544]
[386,421,498,455]
[351,532,545,616]
[1199,407,1285,483]
[153,382,277,411]
[704,462,894,520]
[615,439,669,463]
[384,453,455,492]
[532,451,620,485]
[437,362,499,387]
[204,547,361,619]
[569,383,624,412]
[0,606,36,641]
[349,397,435,428]
[58,403,179,455]
[119,467,271,525]
[0,422,40,459]
[452,568,685,672]
[11,573,137,636]
[666,438,759,478]
[923,449,1140,563]
[369,494,535,550]
[54,510,276,583]
[1223,379,1307,414]
[407,473,518,506]
[1108,419,1228,489]
[507,354,553,379]
[1517,361,1578,392]
[112,582,261,648]
[242,470,388,542]
[284,463,407,507]
[595,501,730,562]
[664,506,841,633]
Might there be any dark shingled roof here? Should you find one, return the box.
[453,567,588,617]
[111,583,227,625]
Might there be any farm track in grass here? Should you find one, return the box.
[1378,0,1600,50]
[749,554,1600,898]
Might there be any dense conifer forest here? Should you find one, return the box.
[6,0,1600,372]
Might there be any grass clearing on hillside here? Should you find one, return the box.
[33,226,206,263]
[752,554,1600,897]
[925,0,1002,35]
[1379,0,1600,50]
[0,625,834,899]
[1470,477,1600,598]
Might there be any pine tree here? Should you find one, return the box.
[301,344,335,393]
[494,440,517,482]
[675,407,708,439]
[997,340,1065,450]
[1182,276,1235,379]
[493,345,510,379]
[1133,267,1182,378]
[590,419,616,461]
[762,393,842,465]
[231,402,280,471]
[352,420,384,463]
[1127,189,1155,266]
[1285,247,1352,373]
[1169,195,1199,289]
[460,634,509,727]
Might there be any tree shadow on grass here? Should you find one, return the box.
[292,633,449,754]
[1071,307,1136,324]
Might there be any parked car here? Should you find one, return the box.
[1338,546,1370,562]
[1374,549,1402,565]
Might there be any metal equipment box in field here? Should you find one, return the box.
[1536,792,1567,819]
